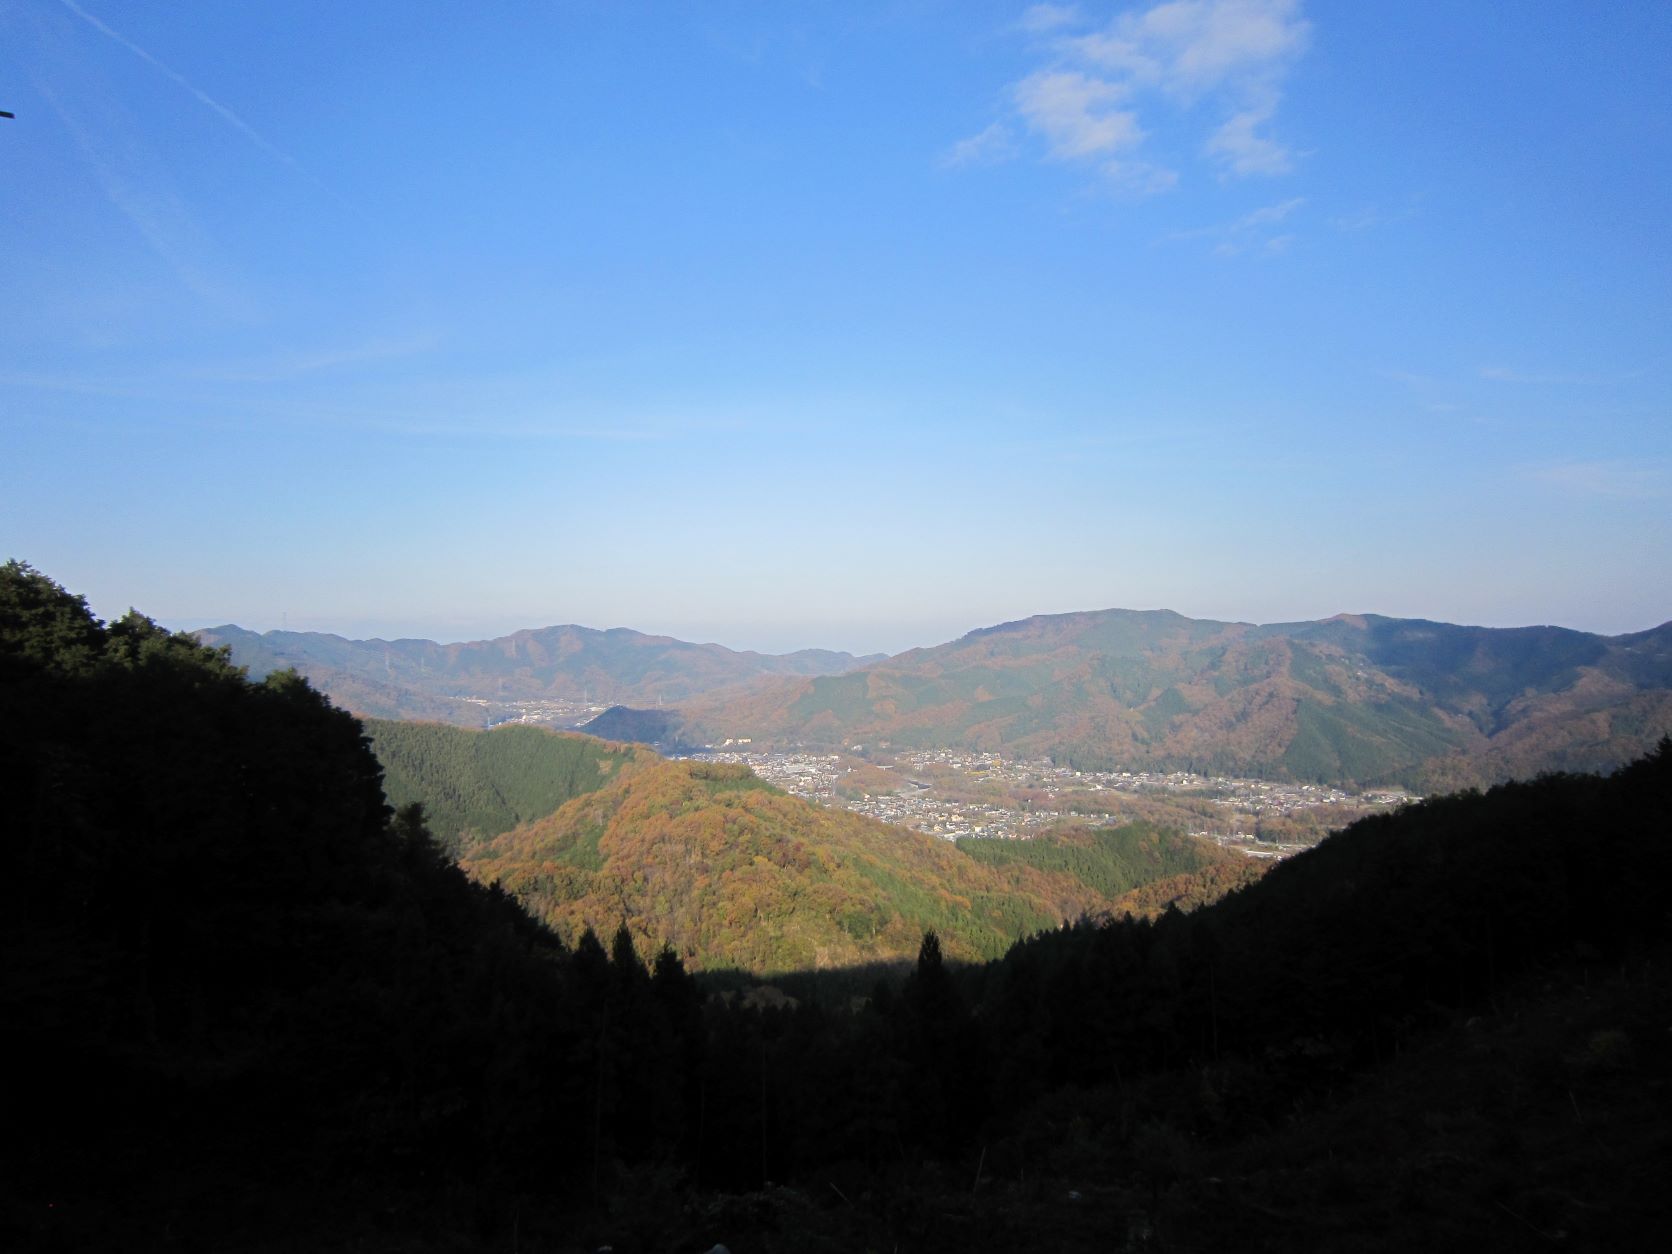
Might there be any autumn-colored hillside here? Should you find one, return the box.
[957,821,1265,916]
[364,719,654,855]
[458,757,1250,973]
[666,609,1672,789]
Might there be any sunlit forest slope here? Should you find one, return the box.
[459,757,1103,970]
[363,721,1260,972]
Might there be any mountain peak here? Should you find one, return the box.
[672,607,1672,790]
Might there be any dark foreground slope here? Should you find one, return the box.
[0,564,709,1250]
[653,747,1672,1250]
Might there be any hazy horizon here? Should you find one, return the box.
[5,2,1669,651]
[153,598,1672,663]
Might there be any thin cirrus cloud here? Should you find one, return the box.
[57,0,306,177]
[939,121,1020,169]
[1161,195,1304,254]
[1203,95,1292,175]
[1017,5,1084,36]
[21,1,332,313]
[56,0,350,211]
[1479,365,1643,387]
[180,335,445,385]
[949,0,1310,188]
[30,69,244,310]
[1524,460,1665,500]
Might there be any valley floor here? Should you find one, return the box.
[685,746,1407,854]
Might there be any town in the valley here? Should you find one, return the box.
[685,747,1413,859]
[478,699,1413,859]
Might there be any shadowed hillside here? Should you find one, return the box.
[581,703,693,747]
[364,718,652,855]
[1,563,627,1248]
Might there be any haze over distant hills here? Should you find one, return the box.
[195,622,884,725]
[643,608,1672,790]
[198,606,1672,791]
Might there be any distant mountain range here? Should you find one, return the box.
[195,622,884,724]
[636,609,1672,790]
[199,607,1672,791]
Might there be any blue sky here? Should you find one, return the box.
[3,1,1669,655]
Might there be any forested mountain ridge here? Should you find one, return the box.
[363,718,655,856]
[957,821,1263,916]
[196,620,883,724]
[665,608,1672,789]
[357,717,1258,973]
[458,756,1255,972]
[0,561,648,1246]
[943,739,1672,1249]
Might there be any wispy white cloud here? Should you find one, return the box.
[1072,0,1308,96]
[1524,460,1665,500]
[182,335,444,384]
[939,121,1019,169]
[1164,195,1303,253]
[1015,69,1141,159]
[953,0,1310,189]
[1378,368,1444,390]
[56,0,348,209]
[59,2,295,172]
[1330,202,1416,232]
[1482,366,1557,384]
[0,369,164,399]
[31,70,245,309]
[1480,365,1641,386]
[356,415,675,442]
[1374,367,1474,419]
[1206,94,1292,174]
[1018,4,1083,35]
[1237,196,1304,226]
[1011,69,1176,192]
[23,1,345,309]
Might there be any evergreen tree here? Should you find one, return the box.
[896,931,987,1153]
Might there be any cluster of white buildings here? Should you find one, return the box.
[690,745,1413,857]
